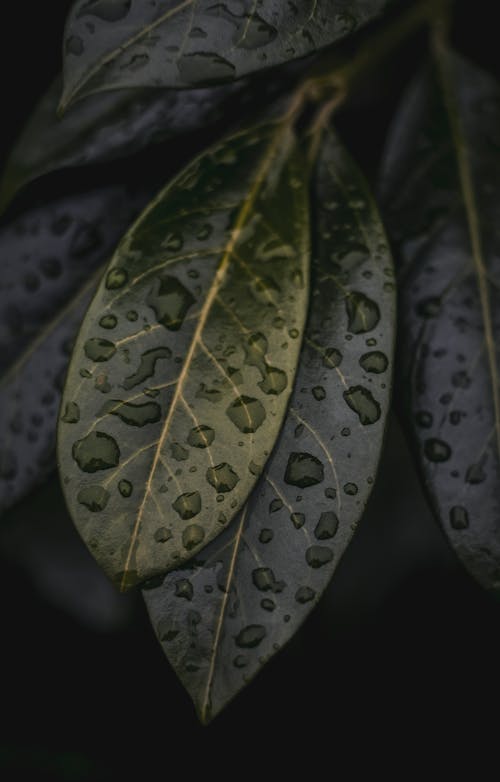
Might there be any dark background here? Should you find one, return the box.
[0,1,498,777]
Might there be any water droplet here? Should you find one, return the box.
[235,625,266,649]
[284,453,324,487]
[290,512,305,529]
[258,366,287,395]
[312,386,326,401]
[105,267,128,290]
[343,386,381,425]
[323,348,342,369]
[314,511,339,540]
[450,506,469,530]
[118,479,132,497]
[182,524,205,550]
[305,546,333,569]
[72,431,120,473]
[226,395,266,433]
[77,484,109,512]
[415,411,433,428]
[269,498,283,513]
[173,492,202,520]
[295,586,316,604]
[261,598,275,612]
[178,52,236,84]
[206,463,239,492]
[61,402,80,423]
[343,483,358,495]
[123,347,171,390]
[259,528,273,543]
[187,425,215,448]
[346,292,380,333]
[84,338,116,362]
[99,314,117,330]
[171,442,189,461]
[466,462,486,484]
[359,351,388,374]
[155,527,172,543]
[175,579,193,600]
[148,275,195,331]
[252,568,285,593]
[126,310,138,322]
[98,399,161,426]
[424,438,451,462]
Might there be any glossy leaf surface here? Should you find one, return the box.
[143,126,395,723]
[0,186,148,514]
[58,117,310,591]
[60,0,388,109]
[381,46,500,591]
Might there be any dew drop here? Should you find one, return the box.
[206,463,239,492]
[259,528,273,544]
[84,338,116,362]
[175,579,193,600]
[147,275,195,331]
[235,624,266,649]
[450,506,469,530]
[252,568,285,593]
[61,402,80,423]
[424,438,451,462]
[173,492,202,520]
[346,292,380,334]
[285,452,324,487]
[312,386,326,401]
[72,431,120,473]
[226,395,266,433]
[258,366,287,395]
[99,314,117,330]
[343,386,381,425]
[359,351,388,374]
[290,512,305,529]
[118,479,132,498]
[187,425,215,448]
[295,586,316,604]
[77,484,109,512]
[306,546,333,569]
[323,348,342,369]
[182,524,205,550]
[314,511,339,540]
[105,267,128,290]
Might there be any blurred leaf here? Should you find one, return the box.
[380,45,500,591]
[0,185,150,515]
[60,0,388,110]
[143,125,395,723]
[58,115,311,592]
[1,65,299,210]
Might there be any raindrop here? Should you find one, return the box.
[61,402,80,423]
[290,512,305,529]
[226,395,266,433]
[206,463,239,492]
[284,453,324,487]
[77,484,109,512]
[252,568,285,593]
[77,0,131,22]
[72,431,120,473]
[98,399,161,427]
[84,338,116,362]
[235,625,266,649]
[259,529,273,544]
[269,498,283,513]
[173,492,202,520]
[344,483,358,495]
[187,425,215,448]
[155,527,172,543]
[424,438,451,462]
[105,267,128,290]
[148,275,195,331]
[295,586,316,604]
[171,443,189,461]
[182,524,205,550]
[312,386,326,401]
[123,347,171,390]
[258,366,287,395]
[261,599,275,612]
[415,411,433,428]
[314,511,339,540]
[306,546,333,569]
[175,579,193,600]
[323,348,342,369]
[99,314,117,330]
[450,506,469,530]
[343,386,381,425]
[346,292,380,334]
[359,351,388,374]
[178,52,236,83]
[118,479,132,498]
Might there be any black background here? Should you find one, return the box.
[0,1,498,777]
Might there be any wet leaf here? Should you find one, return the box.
[0,185,149,515]
[143,126,395,723]
[380,45,500,592]
[1,65,298,210]
[58,115,311,591]
[60,0,388,110]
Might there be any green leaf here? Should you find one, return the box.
[60,0,388,111]
[380,44,500,592]
[0,185,149,515]
[143,125,395,723]
[57,115,311,592]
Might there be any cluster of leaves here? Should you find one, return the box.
[0,0,498,722]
